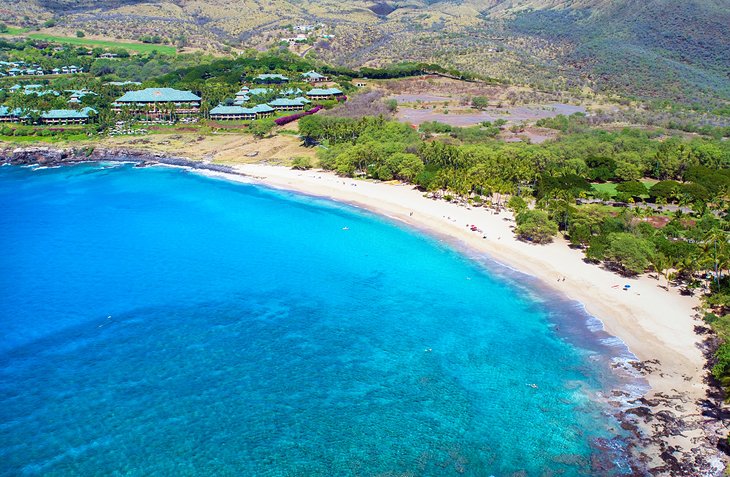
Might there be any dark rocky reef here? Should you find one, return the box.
[0,146,237,175]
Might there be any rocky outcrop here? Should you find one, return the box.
[0,146,237,175]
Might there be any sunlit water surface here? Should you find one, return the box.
[0,163,638,476]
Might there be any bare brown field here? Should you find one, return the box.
[397,103,585,126]
[366,76,590,127]
[100,131,315,165]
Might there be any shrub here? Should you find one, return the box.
[274,106,322,126]
[471,96,489,110]
[507,195,527,214]
[291,156,313,170]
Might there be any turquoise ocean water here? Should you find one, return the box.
[0,163,639,476]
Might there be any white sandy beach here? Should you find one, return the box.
[201,162,721,473]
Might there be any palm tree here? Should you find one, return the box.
[702,227,729,287]
[650,253,669,282]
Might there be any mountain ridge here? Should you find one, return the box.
[1,0,728,105]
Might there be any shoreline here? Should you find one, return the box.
[1,149,726,474]
[207,163,726,475]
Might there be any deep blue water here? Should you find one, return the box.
[0,163,636,476]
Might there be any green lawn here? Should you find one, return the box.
[0,27,31,35]
[591,182,619,196]
[0,134,90,143]
[25,33,177,55]
[592,180,655,198]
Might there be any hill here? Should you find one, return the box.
[1,0,728,106]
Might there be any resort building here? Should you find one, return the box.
[13,85,60,97]
[248,88,272,97]
[209,104,274,121]
[279,88,304,97]
[60,66,82,74]
[112,88,201,115]
[39,107,96,125]
[267,98,309,112]
[234,89,251,105]
[306,87,344,100]
[0,106,21,123]
[281,35,308,44]
[255,74,289,84]
[66,90,97,104]
[301,71,329,83]
[107,81,142,87]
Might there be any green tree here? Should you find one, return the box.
[471,96,489,110]
[702,228,730,286]
[515,210,559,244]
[249,119,275,139]
[649,180,680,203]
[616,180,648,201]
[604,233,655,275]
[76,30,85,38]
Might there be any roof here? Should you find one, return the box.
[0,106,21,117]
[256,73,289,81]
[107,81,142,86]
[279,88,303,96]
[307,87,343,96]
[248,88,271,96]
[40,107,97,119]
[302,71,327,80]
[115,88,201,103]
[210,104,274,115]
[268,98,307,107]
[252,104,275,113]
[66,89,97,98]
[210,105,256,115]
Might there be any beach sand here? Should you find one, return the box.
[205,163,724,475]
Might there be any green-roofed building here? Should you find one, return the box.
[301,71,329,83]
[0,106,22,123]
[279,88,304,97]
[252,104,275,115]
[306,87,344,100]
[40,107,97,125]
[112,88,201,116]
[267,98,307,111]
[255,74,289,84]
[209,103,275,121]
[248,88,272,97]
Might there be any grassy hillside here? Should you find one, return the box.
[1,0,727,106]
